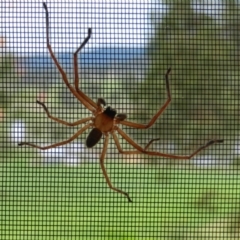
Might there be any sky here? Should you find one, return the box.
[0,0,226,54]
[0,0,167,53]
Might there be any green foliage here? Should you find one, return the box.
[134,1,240,148]
[0,53,18,156]
[0,53,15,108]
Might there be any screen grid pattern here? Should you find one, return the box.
[0,1,239,239]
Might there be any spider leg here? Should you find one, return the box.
[121,68,171,129]
[144,138,161,150]
[113,127,223,160]
[42,3,95,112]
[100,134,133,202]
[144,137,224,157]
[18,123,91,149]
[73,29,98,110]
[36,100,92,126]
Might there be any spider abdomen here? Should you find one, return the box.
[86,128,103,148]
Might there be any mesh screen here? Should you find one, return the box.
[1,1,240,239]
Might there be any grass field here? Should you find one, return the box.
[1,158,240,239]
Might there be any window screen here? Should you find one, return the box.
[1,1,239,239]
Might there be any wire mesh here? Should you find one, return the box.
[0,0,239,239]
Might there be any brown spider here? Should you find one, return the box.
[18,3,223,202]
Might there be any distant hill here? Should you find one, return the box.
[20,47,147,71]
[17,46,149,87]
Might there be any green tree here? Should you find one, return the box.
[134,0,239,152]
[0,52,15,108]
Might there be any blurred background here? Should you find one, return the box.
[1,0,240,239]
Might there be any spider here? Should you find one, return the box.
[19,3,223,202]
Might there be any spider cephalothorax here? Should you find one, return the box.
[18,3,223,202]
[87,104,125,148]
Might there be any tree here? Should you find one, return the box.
[133,0,239,152]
